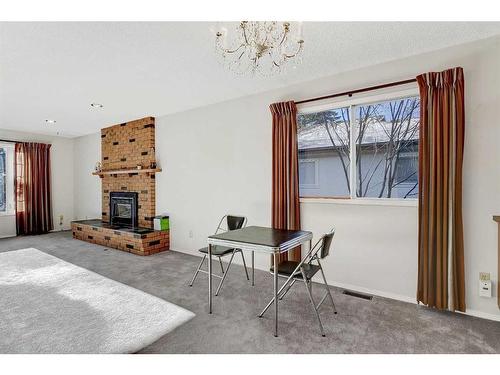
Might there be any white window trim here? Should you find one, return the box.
[297,87,420,205]
[300,197,418,207]
[0,143,15,216]
[298,159,319,189]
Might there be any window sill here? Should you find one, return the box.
[0,211,15,217]
[299,197,418,207]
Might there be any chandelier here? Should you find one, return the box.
[215,21,304,75]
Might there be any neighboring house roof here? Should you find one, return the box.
[298,118,420,150]
[298,140,419,155]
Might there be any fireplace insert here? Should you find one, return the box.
[109,192,138,228]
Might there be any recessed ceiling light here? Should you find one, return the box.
[90,103,103,108]
[45,119,56,124]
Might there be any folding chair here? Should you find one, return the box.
[258,228,337,336]
[189,215,249,296]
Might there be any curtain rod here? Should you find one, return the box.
[295,78,417,105]
[0,139,52,145]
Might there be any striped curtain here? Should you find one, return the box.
[15,142,53,235]
[416,67,466,312]
[271,101,301,262]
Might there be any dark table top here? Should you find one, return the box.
[208,226,311,248]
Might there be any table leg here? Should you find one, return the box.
[273,252,279,337]
[208,243,212,314]
[251,251,255,286]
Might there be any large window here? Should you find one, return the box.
[297,92,420,200]
[0,144,15,214]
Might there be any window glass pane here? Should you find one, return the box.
[0,148,5,211]
[297,107,350,197]
[354,96,420,199]
[299,160,317,186]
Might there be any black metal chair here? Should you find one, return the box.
[258,228,337,336]
[189,215,249,295]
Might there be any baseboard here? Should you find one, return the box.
[0,229,71,239]
[460,309,500,322]
[329,281,500,322]
[0,234,16,239]
[328,280,417,305]
[50,228,71,233]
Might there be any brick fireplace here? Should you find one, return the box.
[71,116,169,256]
[101,117,157,228]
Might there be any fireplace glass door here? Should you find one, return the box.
[116,202,132,219]
[109,192,138,227]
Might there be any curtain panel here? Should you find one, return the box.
[15,142,53,235]
[270,101,301,262]
[416,67,466,312]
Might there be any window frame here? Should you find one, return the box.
[297,87,419,205]
[0,143,15,216]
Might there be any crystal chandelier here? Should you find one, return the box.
[215,21,304,76]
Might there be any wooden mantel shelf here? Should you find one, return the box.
[92,168,162,177]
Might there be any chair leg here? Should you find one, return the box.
[279,279,296,300]
[219,257,225,274]
[301,270,325,337]
[259,277,295,318]
[215,252,235,296]
[189,255,206,287]
[239,250,250,281]
[318,262,337,314]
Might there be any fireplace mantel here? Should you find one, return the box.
[92,168,162,177]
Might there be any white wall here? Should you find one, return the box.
[73,132,101,220]
[0,129,75,237]
[73,36,500,320]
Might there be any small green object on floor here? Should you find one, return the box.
[154,215,169,231]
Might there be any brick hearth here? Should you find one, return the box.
[72,220,169,256]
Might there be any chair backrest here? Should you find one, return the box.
[214,214,247,234]
[319,229,335,259]
[226,215,246,231]
[305,228,335,263]
[284,228,335,279]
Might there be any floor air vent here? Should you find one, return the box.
[342,290,373,300]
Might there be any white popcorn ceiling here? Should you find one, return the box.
[1,22,500,137]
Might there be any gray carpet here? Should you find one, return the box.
[0,248,194,353]
[0,231,499,354]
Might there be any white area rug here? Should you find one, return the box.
[0,248,195,353]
